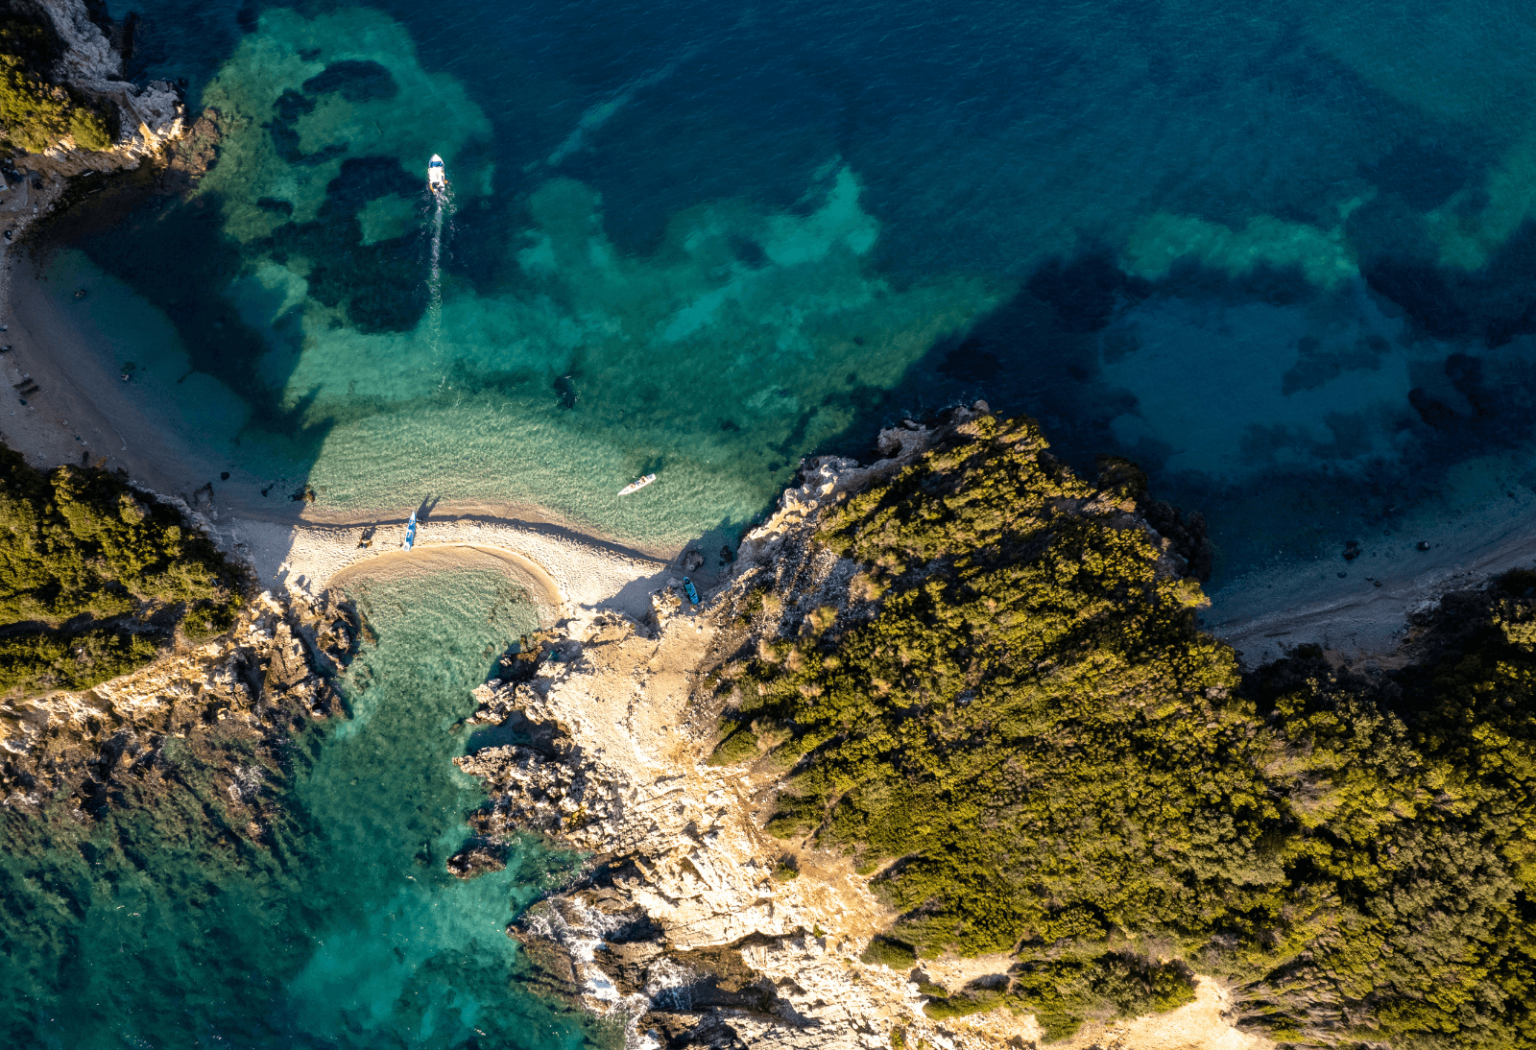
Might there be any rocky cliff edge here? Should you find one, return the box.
[11,0,184,179]
[453,409,1265,1050]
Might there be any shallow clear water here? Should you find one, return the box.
[0,561,593,1049]
[55,0,1536,584]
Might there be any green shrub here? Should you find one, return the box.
[922,987,1004,1020]
[67,104,112,150]
[707,727,759,766]
[0,444,244,694]
[0,17,113,153]
[860,936,917,970]
[181,600,238,642]
[0,627,157,694]
[1003,954,1194,1042]
[729,412,1536,1046]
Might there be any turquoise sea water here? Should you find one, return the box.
[0,562,592,1049]
[54,0,1536,579]
[16,1,1536,1040]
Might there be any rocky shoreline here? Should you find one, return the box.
[7,0,185,182]
[450,410,1263,1050]
[0,579,357,816]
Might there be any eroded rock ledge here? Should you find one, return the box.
[452,409,1258,1050]
[0,588,356,815]
[14,0,185,179]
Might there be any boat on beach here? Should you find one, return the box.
[618,473,656,496]
[428,154,447,197]
[402,510,418,551]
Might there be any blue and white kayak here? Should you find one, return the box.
[682,577,700,605]
[402,510,418,551]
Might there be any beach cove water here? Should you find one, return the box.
[53,0,1536,596]
[0,560,594,1049]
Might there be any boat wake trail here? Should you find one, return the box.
[426,188,453,377]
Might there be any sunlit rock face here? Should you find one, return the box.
[13,0,186,177]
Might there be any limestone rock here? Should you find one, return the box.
[14,0,187,179]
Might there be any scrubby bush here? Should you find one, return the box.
[1004,954,1196,1041]
[860,935,917,970]
[0,626,157,694]
[922,986,1004,1020]
[727,412,1536,1047]
[67,104,112,150]
[0,16,113,153]
[0,444,244,694]
[181,601,237,642]
[707,726,759,766]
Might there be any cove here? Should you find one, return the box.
[68,0,1536,612]
[0,556,595,1050]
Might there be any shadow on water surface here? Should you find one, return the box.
[812,230,1536,585]
[812,249,1149,474]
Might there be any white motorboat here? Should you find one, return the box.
[428,154,447,197]
[618,473,656,496]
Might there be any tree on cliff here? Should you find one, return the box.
[713,412,1536,1048]
[0,12,111,153]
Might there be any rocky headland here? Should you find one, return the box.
[0,577,356,818]
[3,0,184,180]
[450,408,1262,1050]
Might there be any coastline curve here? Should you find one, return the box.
[328,542,567,625]
[228,514,668,624]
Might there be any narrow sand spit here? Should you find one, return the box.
[0,224,670,624]
[227,514,667,623]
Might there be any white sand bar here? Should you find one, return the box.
[223,514,669,624]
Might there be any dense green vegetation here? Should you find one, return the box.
[0,13,112,153]
[0,444,243,695]
[714,414,1536,1047]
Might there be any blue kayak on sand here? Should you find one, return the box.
[682,577,700,605]
[402,510,418,551]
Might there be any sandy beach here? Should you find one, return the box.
[1206,491,1536,666]
[0,212,677,626]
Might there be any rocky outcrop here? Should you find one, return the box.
[11,0,185,179]
[453,408,1267,1050]
[0,588,356,810]
[454,611,948,1050]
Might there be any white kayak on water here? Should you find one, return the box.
[428,154,447,196]
[618,473,656,496]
